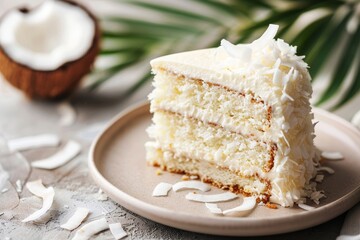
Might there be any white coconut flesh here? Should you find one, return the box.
[0,0,95,71]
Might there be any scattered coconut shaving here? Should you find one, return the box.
[61,207,90,230]
[16,179,22,193]
[31,140,81,170]
[186,192,238,203]
[152,182,172,197]
[298,203,315,211]
[7,134,60,152]
[96,189,108,201]
[1,188,9,193]
[321,151,344,160]
[22,179,55,222]
[205,203,222,215]
[315,174,324,183]
[222,197,257,217]
[109,223,127,240]
[72,217,109,240]
[317,166,335,174]
[57,101,76,126]
[190,175,198,180]
[172,181,210,192]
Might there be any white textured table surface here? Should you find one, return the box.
[0,1,359,239]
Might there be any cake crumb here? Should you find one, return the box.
[181,175,190,181]
[266,202,278,209]
[156,169,162,175]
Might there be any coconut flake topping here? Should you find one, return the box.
[222,197,257,217]
[205,203,222,215]
[31,140,81,170]
[321,151,344,160]
[152,182,172,197]
[22,179,55,222]
[172,181,210,192]
[186,192,238,203]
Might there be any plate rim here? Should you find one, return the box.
[88,101,360,236]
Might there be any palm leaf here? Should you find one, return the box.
[88,0,360,110]
[317,26,360,105]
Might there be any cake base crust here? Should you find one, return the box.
[146,143,271,203]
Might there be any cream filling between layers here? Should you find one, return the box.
[149,70,271,139]
[147,111,275,177]
[145,141,270,198]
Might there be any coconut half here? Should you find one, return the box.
[0,0,100,99]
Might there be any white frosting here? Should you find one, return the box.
[150,25,317,207]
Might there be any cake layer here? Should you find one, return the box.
[150,69,271,137]
[147,111,276,174]
[145,143,271,201]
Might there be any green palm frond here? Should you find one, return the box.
[89,0,359,109]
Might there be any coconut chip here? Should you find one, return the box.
[298,203,315,211]
[172,181,210,192]
[186,192,238,203]
[315,174,324,183]
[57,101,76,126]
[1,188,9,193]
[222,197,257,217]
[321,151,344,160]
[7,134,60,152]
[152,182,172,197]
[22,179,55,222]
[109,223,127,240]
[72,217,109,240]
[61,207,90,230]
[317,166,335,174]
[205,203,222,215]
[16,179,22,193]
[31,140,81,170]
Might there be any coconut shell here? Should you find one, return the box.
[0,0,100,99]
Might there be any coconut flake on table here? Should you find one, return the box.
[96,189,108,201]
[72,217,109,240]
[315,174,324,183]
[57,101,76,126]
[61,207,90,230]
[222,197,257,217]
[186,192,238,203]
[172,181,210,192]
[321,151,344,160]
[152,182,172,197]
[31,140,81,170]
[109,223,127,240]
[7,134,60,153]
[22,179,55,222]
[205,203,222,215]
[0,163,9,190]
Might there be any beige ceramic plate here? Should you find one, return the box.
[89,102,360,236]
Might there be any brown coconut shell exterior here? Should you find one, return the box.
[0,0,100,99]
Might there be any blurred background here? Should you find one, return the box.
[0,0,359,119]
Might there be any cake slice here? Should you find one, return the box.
[146,24,318,207]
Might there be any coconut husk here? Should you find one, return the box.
[0,0,100,99]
